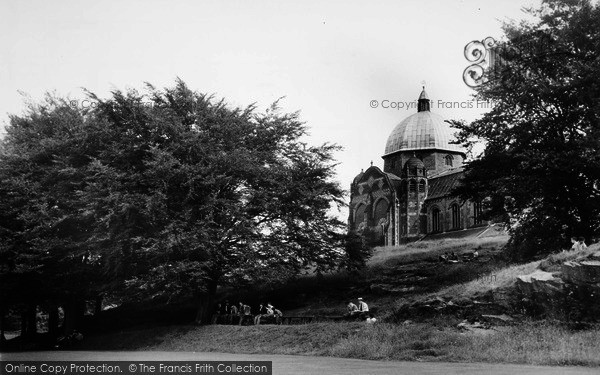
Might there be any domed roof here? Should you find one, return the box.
[352,169,364,184]
[404,156,425,169]
[384,89,466,156]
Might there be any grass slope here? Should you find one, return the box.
[56,235,600,366]
[79,322,600,367]
[279,236,511,318]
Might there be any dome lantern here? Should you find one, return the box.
[383,88,466,157]
[417,86,430,112]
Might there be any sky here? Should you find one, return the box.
[0,0,538,217]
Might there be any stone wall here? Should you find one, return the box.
[423,197,482,233]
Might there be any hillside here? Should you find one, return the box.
[75,321,599,366]
[278,235,512,318]
[5,233,600,367]
[69,234,600,367]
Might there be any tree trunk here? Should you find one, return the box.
[63,299,86,333]
[20,309,27,337]
[94,295,103,316]
[48,304,59,337]
[195,281,218,325]
[0,307,5,342]
[26,304,36,337]
[63,302,74,334]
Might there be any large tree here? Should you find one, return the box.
[0,80,347,328]
[0,96,105,336]
[453,0,600,259]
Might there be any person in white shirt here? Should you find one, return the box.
[266,303,274,316]
[571,237,588,252]
[357,297,369,313]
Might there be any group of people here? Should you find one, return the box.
[439,250,478,263]
[253,302,283,325]
[345,297,375,321]
[570,237,588,252]
[212,300,282,325]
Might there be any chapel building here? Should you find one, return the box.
[348,88,485,245]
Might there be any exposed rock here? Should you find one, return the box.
[394,295,507,321]
[516,269,559,283]
[561,260,600,285]
[560,254,600,321]
[515,270,566,319]
[369,283,417,294]
[423,296,446,305]
[456,320,493,334]
[516,270,564,296]
[480,314,514,324]
[516,257,600,321]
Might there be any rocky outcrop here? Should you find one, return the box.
[561,260,600,284]
[515,252,600,321]
[393,295,507,321]
[515,270,564,297]
[480,314,514,324]
[369,284,417,294]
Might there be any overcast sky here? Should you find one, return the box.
[1,0,537,216]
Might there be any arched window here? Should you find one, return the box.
[445,155,454,167]
[409,179,417,192]
[355,204,366,224]
[473,201,483,226]
[451,203,461,229]
[373,199,389,222]
[418,180,426,193]
[431,207,441,232]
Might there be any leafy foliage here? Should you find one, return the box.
[452,0,600,259]
[0,80,347,319]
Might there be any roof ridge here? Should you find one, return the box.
[428,166,464,179]
[384,171,402,180]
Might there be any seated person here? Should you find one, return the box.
[254,303,267,325]
[357,297,369,313]
[272,307,283,324]
[229,304,238,324]
[211,303,222,324]
[346,300,359,316]
[258,303,276,324]
[221,301,232,324]
[238,302,253,325]
[571,237,587,252]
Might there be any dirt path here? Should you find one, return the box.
[1,351,596,375]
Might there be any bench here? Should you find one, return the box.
[316,307,378,322]
[212,314,315,325]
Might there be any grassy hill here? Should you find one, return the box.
[6,233,600,366]
[73,320,600,366]
[277,235,512,318]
